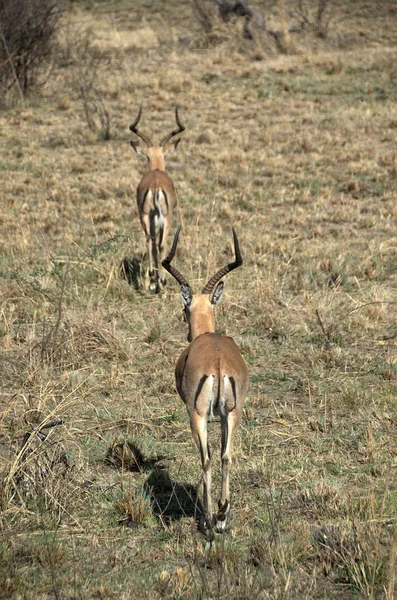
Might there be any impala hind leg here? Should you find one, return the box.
[216,411,241,532]
[141,213,155,290]
[190,411,213,529]
[142,212,160,293]
[159,217,171,287]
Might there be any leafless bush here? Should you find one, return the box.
[75,74,112,140]
[65,28,113,139]
[192,0,215,35]
[192,0,265,43]
[0,0,65,99]
[294,0,334,39]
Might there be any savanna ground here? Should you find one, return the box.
[1,0,397,598]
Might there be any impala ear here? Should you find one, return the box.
[180,284,193,308]
[164,138,181,155]
[130,140,140,153]
[210,281,224,305]
[130,140,149,160]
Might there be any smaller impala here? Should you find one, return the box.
[162,227,249,532]
[130,104,185,292]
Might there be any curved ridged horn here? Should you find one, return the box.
[159,105,185,147]
[129,103,153,147]
[162,226,191,287]
[201,227,242,294]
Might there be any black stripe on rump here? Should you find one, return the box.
[229,376,237,410]
[163,189,169,213]
[194,374,208,410]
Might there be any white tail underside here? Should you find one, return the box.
[205,374,230,420]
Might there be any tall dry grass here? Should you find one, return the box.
[1,1,396,598]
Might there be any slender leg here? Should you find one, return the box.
[159,215,171,287]
[141,212,160,292]
[216,411,241,532]
[140,213,153,278]
[190,411,212,527]
[149,211,160,292]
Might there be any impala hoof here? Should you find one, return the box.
[214,500,230,533]
[199,512,214,533]
[149,282,162,294]
[214,518,228,533]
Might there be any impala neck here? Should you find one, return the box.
[149,147,166,171]
[188,295,215,342]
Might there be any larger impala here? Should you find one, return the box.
[162,227,249,532]
[130,104,185,292]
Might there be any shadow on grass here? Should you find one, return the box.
[106,440,203,523]
[105,440,167,472]
[145,468,203,523]
[119,254,144,290]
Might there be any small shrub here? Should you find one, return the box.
[66,29,113,138]
[116,486,153,528]
[294,0,336,39]
[0,0,66,98]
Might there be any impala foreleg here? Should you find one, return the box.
[190,411,213,527]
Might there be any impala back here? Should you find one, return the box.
[137,170,176,220]
[175,333,248,419]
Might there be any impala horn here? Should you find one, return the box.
[159,105,185,147]
[201,228,242,294]
[129,102,153,147]
[162,226,191,288]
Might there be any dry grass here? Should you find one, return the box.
[1,0,396,598]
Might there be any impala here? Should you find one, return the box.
[162,227,249,532]
[130,104,185,292]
